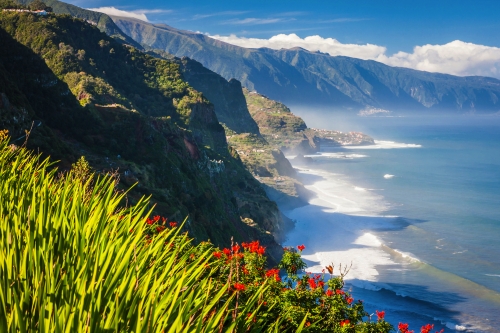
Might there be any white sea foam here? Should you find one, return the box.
[383,174,394,179]
[341,140,422,150]
[445,322,467,331]
[313,152,368,159]
[283,167,400,282]
[485,274,500,278]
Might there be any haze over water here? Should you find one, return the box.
[283,113,500,332]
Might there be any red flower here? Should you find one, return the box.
[308,278,317,289]
[398,323,414,333]
[223,248,231,256]
[305,322,311,327]
[233,283,246,291]
[153,215,160,222]
[297,244,305,251]
[318,280,325,288]
[340,319,350,327]
[336,289,345,295]
[213,251,222,259]
[345,296,353,304]
[376,310,385,321]
[326,289,333,297]
[266,268,280,281]
[169,222,177,228]
[232,245,240,253]
[246,312,256,323]
[420,324,434,333]
[156,226,166,233]
[146,218,154,225]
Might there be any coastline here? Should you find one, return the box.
[274,148,500,333]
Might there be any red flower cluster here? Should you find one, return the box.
[265,268,281,282]
[297,244,305,251]
[340,319,350,327]
[308,278,317,289]
[345,296,353,305]
[233,283,246,291]
[325,289,333,297]
[376,310,385,321]
[145,215,171,229]
[241,241,266,255]
[213,251,222,259]
[421,325,434,333]
[399,323,414,333]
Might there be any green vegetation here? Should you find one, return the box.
[0,10,286,257]
[243,89,374,155]
[12,0,141,47]
[0,135,398,332]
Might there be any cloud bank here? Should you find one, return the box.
[87,7,172,22]
[210,34,500,78]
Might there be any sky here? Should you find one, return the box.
[66,0,500,78]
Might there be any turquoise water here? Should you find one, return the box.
[291,114,500,332]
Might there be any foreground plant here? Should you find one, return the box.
[0,136,263,332]
[0,134,439,332]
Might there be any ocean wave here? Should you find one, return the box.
[381,244,422,263]
[312,152,368,159]
[342,140,422,150]
[445,322,467,331]
[485,274,500,278]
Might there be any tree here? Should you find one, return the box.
[29,0,47,11]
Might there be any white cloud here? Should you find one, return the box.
[87,7,172,22]
[210,33,386,60]
[210,34,500,78]
[377,40,500,78]
[88,7,148,21]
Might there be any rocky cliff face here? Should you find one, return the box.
[178,57,260,135]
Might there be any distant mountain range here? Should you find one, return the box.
[111,16,500,114]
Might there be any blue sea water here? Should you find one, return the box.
[285,114,500,332]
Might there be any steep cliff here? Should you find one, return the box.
[0,10,284,261]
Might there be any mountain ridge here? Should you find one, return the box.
[111,15,500,114]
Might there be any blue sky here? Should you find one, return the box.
[70,0,500,53]
[68,0,500,78]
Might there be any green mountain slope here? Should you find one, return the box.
[177,56,260,135]
[0,10,285,260]
[243,89,374,154]
[111,16,500,114]
[14,0,143,48]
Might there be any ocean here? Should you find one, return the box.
[282,114,500,332]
